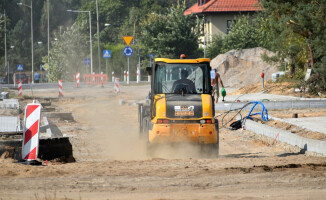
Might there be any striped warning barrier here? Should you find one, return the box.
[21,102,42,165]
[18,81,22,96]
[76,72,80,88]
[83,74,108,85]
[137,68,140,83]
[58,80,63,97]
[114,78,120,93]
[127,71,129,84]
[124,71,126,82]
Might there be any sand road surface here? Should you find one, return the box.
[0,85,326,200]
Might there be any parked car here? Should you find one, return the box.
[14,72,29,84]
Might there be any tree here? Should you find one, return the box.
[260,0,326,93]
[42,22,89,82]
[140,1,201,58]
[207,15,264,59]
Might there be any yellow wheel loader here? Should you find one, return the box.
[138,56,219,155]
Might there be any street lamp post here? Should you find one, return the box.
[17,0,34,83]
[66,10,93,74]
[96,0,101,73]
[47,0,50,65]
[104,23,111,77]
[4,9,8,84]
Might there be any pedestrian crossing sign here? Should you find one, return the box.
[103,50,111,58]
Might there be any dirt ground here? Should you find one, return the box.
[0,84,326,200]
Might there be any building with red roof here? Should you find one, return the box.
[184,0,262,44]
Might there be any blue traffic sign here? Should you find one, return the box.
[147,54,155,57]
[123,46,133,57]
[84,58,90,66]
[103,50,111,58]
[17,64,23,71]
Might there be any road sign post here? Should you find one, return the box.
[40,64,43,83]
[123,46,133,85]
[84,58,91,73]
[103,50,111,77]
[123,36,133,85]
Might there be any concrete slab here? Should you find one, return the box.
[0,99,19,109]
[0,116,21,132]
[280,116,326,135]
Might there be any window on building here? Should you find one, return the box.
[226,20,236,34]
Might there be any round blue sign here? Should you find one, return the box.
[123,46,133,57]
[84,58,90,66]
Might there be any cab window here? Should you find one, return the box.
[154,63,210,94]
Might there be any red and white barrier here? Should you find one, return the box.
[127,71,129,84]
[18,81,22,96]
[114,78,120,94]
[83,74,108,85]
[58,80,63,97]
[76,72,80,88]
[112,72,115,82]
[137,68,140,83]
[124,71,126,82]
[22,102,41,164]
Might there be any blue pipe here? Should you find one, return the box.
[247,101,269,121]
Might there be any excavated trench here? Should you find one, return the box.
[0,97,74,162]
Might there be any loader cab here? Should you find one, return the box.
[149,58,212,96]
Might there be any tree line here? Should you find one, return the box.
[1,0,325,94]
[207,0,326,94]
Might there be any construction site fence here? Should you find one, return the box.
[83,74,108,85]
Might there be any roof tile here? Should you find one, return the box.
[184,0,262,15]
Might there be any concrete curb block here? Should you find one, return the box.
[245,120,326,156]
[216,100,326,111]
[40,117,52,138]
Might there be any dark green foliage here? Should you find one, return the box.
[141,1,201,58]
[260,0,326,93]
[207,15,264,59]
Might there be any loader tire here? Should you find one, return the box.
[141,117,150,138]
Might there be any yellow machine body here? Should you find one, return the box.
[145,57,218,145]
[149,94,218,144]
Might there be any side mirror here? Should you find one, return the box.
[146,67,152,75]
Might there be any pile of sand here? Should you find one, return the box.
[210,47,279,88]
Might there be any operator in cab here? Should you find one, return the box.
[172,69,197,94]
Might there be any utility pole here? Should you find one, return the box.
[4,9,8,84]
[203,20,206,58]
[47,0,50,65]
[96,0,101,73]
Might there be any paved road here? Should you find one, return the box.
[0,81,150,90]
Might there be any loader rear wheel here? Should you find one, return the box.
[201,142,219,158]
[141,117,150,138]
